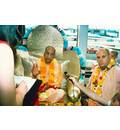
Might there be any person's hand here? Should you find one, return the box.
[16,81,28,105]
[88,99,101,106]
[69,76,84,91]
[69,76,78,86]
[46,88,57,103]
[16,81,28,96]
[32,63,40,78]
[38,88,55,102]
[46,88,65,104]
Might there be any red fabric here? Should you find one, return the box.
[34,99,40,106]
[38,84,46,92]
[0,40,8,44]
[33,83,46,106]
[38,83,57,92]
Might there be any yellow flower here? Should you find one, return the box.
[74,101,81,106]
[67,102,73,106]
[96,87,102,95]
[91,60,115,96]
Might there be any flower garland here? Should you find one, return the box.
[91,59,116,95]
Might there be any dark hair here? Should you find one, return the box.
[16,25,25,42]
[0,25,25,64]
[0,25,25,45]
[112,93,120,102]
[0,25,17,44]
[111,93,120,106]
[111,51,118,58]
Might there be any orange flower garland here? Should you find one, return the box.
[91,59,116,95]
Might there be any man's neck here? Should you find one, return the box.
[100,66,107,70]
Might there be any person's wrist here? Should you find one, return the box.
[33,73,38,78]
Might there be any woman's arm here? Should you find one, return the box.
[0,44,16,105]
[16,81,27,105]
[0,44,27,105]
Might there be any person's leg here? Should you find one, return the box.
[23,79,42,106]
[16,81,28,105]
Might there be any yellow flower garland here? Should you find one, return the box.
[91,59,116,95]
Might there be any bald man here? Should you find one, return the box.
[32,46,65,105]
[71,48,120,106]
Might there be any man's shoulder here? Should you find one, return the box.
[107,65,120,75]
[114,65,120,72]
[111,65,120,70]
